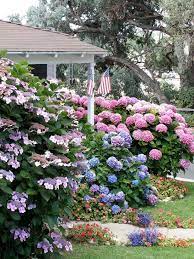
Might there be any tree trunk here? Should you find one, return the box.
[105,56,169,103]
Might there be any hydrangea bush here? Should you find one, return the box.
[66,94,194,177]
[0,59,84,258]
[73,129,158,220]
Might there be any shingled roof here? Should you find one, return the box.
[0,20,106,54]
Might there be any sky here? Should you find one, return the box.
[0,0,38,21]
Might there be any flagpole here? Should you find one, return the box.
[87,63,95,125]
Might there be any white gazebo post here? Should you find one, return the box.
[47,63,57,79]
[87,62,95,125]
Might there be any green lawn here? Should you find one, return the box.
[63,244,194,259]
[143,182,194,227]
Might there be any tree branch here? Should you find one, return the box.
[105,55,169,103]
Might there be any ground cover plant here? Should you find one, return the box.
[0,58,85,258]
[65,94,194,177]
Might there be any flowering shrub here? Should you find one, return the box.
[67,223,114,244]
[0,59,84,257]
[66,94,194,177]
[72,130,158,220]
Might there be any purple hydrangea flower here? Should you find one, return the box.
[0,169,15,182]
[138,165,148,172]
[135,154,147,163]
[137,212,152,227]
[119,131,132,147]
[115,191,125,202]
[147,194,158,206]
[100,195,109,203]
[7,192,28,214]
[10,228,30,242]
[37,239,53,254]
[129,231,144,246]
[106,156,123,171]
[107,174,117,184]
[111,205,121,214]
[90,184,100,193]
[138,171,148,180]
[111,136,125,147]
[50,231,72,251]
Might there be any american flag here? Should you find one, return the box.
[97,68,111,95]
[87,67,94,96]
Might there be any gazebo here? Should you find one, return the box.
[0,20,107,125]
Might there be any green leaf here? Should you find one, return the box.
[0,186,12,194]
[20,170,30,179]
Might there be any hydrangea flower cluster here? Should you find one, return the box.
[129,228,159,246]
[10,228,30,242]
[103,131,132,148]
[7,192,28,214]
[37,177,69,190]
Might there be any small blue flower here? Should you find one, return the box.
[88,157,100,168]
[84,195,92,201]
[99,186,109,195]
[107,174,117,184]
[128,231,144,246]
[100,195,109,203]
[85,171,96,183]
[132,180,139,186]
[111,205,121,214]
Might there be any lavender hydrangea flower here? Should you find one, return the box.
[0,169,15,182]
[106,156,123,171]
[50,231,72,251]
[115,191,125,202]
[88,157,100,168]
[10,228,30,242]
[135,154,147,163]
[37,239,53,253]
[138,171,147,180]
[99,186,109,195]
[129,231,144,246]
[85,171,96,183]
[90,184,100,193]
[100,195,109,203]
[7,192,28,214]
[119,131,132,147]
[147,194,158,206]
[111,205,121,214]
[111,135,125,147]
[107,174,117,184]
[138,165,148,172]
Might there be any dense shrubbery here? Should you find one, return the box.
[63,94,194,177]
[0,59,84,258]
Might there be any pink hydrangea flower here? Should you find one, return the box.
[180,159,191,170]
[166,109,175,117]
[142,130,154,142]
[135,118,148,128]
[75,111,85,120]
[189,142,194,154]
[95,97,105,106]
[110,113,122,125]
[179,133,193,145]
[94,115,102,123]
[149,149,162,160]
[159,115,172,125]
[133,113,144,121]
[109,100,118,109]
[132,129,143,141]
[144,113,156,124]
[98,111,112,119]
[71,95,80,104]
[125,116,135,126]
[155,124,168,133]
[117,123,129,133]
[79,96,88,106]
[107,125,117,132]
[96,122,108,132]
[117,96,131,107]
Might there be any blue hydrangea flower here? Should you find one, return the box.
[128,231,144,246]
[88,157,100,168]
[115,191,125,201]
[107,193,115,202]
[106,156,123,171]
[99,186,109,195]
[103,140,110,148]
[100,195,109,203]
[138,171,147,180]
[136,154,147,163]
[90,184,100,193]
[85,171,96,183]
[107,174,117,184]
[111,205,121,214]
[84,195,92,201]
[102,134,109,141]
[137,212,152,227]
[132,180,139,186]
[119,131,132,147]
[138,165,148,172]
